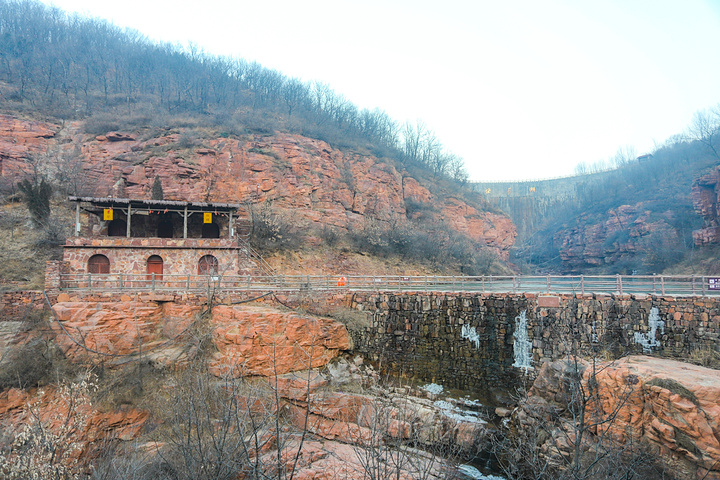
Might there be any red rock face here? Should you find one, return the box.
[523,356,720,480]
[0,114,58,184]
[208,305,350,377]
[554,204,680,272]
[50,301,350,376]
[0,115,516,261]
[692,166,720,245]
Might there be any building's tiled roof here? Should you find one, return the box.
[68,196,241,212]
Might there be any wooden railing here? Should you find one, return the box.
[57,274,720,297]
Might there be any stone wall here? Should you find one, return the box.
[62,242,252,277]
[0,290,45,320]
[348,292,720,392]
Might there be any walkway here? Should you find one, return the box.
[57,274,720,297]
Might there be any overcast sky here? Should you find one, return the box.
[39,0,720,181]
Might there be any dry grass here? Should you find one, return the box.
[0,201,73,291]
[687,346,720,370]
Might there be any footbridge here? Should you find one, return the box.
[54,273,720,297]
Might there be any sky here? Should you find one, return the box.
[39,0,720,181]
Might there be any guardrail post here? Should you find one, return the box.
[119,274,123,290]
[616,274,622,295]
[692,276,697,296]
[702,276,706,296]
[482,276,486,293]
[546,275,550,293]
[512,276,516,294]
[425,275,428,292]
[88,273,91,289]
[652,275,657,295]
[152,273,156,291]
[661,276,665,295]
[580,275,585,295]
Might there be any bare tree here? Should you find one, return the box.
[688,108,720,159]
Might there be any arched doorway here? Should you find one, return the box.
[87,254,110,274]
[198,255,219,275]
[201,222,220,239]
[146,255,163,281]
[108,219,127,237]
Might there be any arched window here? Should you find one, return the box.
[201,222,220,239]
[88,254,110,274]
[198,255,219,275]
[146,255,163,280]
[108,219,126,236]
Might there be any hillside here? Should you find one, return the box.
[475,138,718,275]
[0,112,515,286]
[0,1,516,284]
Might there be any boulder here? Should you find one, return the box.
[207,305,350,377]
[519,355,720,479]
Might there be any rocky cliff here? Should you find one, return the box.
[0,114,516,262]
[552,203,682,273]
[0,297,488,478]
[692,165,720,245]
[515,356,720,480]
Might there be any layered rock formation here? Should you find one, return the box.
[0,114,516,260]
[692,166,720,245]
[517,356,720,480]
[50,301,350,374]
[553,204,681,272]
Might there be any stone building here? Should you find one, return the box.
[58,196,259,288]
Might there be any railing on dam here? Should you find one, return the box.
[57,273,720,297]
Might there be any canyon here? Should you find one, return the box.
[3,289,720,478]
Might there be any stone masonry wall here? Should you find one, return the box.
[0,290,45,321]
[63,246,249,277]
[348,292,720,392]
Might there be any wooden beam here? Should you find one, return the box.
[75,202,80,235]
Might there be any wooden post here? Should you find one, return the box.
[183,206,188,239]
[229,211,233,239]
[75,202,81,235]
[126,203,132,237]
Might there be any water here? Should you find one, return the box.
[457,464,505,479]
[633,307,665,353]
[512,310,533,372]
[461,324,481,348]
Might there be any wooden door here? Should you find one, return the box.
[146,255,163,281]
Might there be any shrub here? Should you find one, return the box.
[0,339,55,390]
[17,177,52,227]
[248,203,301,252]
[687,346,720,370]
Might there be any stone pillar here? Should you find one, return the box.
[44,260,66,301]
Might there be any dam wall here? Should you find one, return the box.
[347,292,720,391]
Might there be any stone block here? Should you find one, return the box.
[538,296,560,308]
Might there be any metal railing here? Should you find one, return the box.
[57,274,720,297]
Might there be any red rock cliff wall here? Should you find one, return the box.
[0,116,516,259]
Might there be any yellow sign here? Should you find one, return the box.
[203,212,212,224]
[103,208,113,221]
